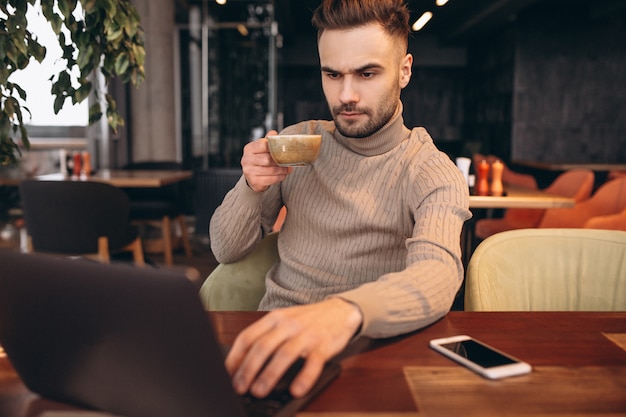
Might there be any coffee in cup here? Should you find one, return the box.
[266,134,322,166]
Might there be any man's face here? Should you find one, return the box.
[318,23,412,138]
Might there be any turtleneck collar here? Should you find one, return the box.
[333,101,411,156]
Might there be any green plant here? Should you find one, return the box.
[0,0,145,165]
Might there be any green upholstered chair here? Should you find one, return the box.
[465,228,626,311]
[199,233,279,311]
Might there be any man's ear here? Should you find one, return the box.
[399,53,413,89]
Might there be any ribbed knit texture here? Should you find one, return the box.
[210,102,471,338]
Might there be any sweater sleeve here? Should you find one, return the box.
[333,152,471,338]
[209,176,283,263]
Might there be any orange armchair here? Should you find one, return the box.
[584,208,626,231]
[539,177,626,228]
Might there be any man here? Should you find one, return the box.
[210,0,471,400]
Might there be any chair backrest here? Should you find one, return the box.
[539,177,626,228]
[20,180,135,255]
[199,233,279,311]
[584,207,626,231]
[465,228,626,311]
[504,169,595,227]
[543,169,595,201]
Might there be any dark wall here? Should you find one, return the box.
[463,27,516,162]
[402,67,466,158]
[512,5,626,163]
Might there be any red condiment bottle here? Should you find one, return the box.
[476,159,490,196]
[72,151,82,177]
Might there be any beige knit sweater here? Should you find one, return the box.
[210,103,471,338]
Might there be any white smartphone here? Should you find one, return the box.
[429,335,532,379]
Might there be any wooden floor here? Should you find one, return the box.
[141,234,219,289]
[0,218,220,291]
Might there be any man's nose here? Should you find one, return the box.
[339,77,359,104]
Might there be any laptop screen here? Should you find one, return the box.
[0,250,247,417]
[0,250,341,417]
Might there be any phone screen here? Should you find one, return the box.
[439,339,517,368]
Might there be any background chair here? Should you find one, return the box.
[19,180,144,265]
[539,176,626,228]
[465,228,626,311]
[122,161,192,266]
[475,169,595,239]
[584,207,626,231]
[199,233,278,311]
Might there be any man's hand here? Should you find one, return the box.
[225,298,362,398]
[242,130,293,192]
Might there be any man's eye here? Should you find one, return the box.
[361,72,374,78]
[326,73,340,79]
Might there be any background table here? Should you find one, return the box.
[469,184,575,209]
[2,311,625,416]
[36,169,193,188]
[0,169,193,188]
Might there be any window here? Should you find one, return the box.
[9,4,88,127]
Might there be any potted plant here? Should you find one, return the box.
[0,0,146,166]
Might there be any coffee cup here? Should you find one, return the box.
[266,134,322,166]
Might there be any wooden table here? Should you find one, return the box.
[1,169,193,188]
[469,184,575,209]
[2,311,625,416]
[36,169,193,188]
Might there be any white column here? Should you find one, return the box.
[130,0,177,162]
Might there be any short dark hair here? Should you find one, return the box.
[311,0,410,47]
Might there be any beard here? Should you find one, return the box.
[330,85,400,139]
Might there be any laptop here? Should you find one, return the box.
[0,250,341,417]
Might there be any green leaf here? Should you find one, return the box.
[105,93,116,110]
[58,0,77,20]
[106,25,124,43]
[12,83,27,101]
[74,81,92,103]
[4,98,15,117]
[11,35,28,57]
[104,0,118,20]
[49,14,63,35]
[51,71,71,95]
[114,52,129,75]
[132,43,145,67]
[88,102,102,124]
[82,0,97,14]
[76,45,92,70]
[12,98,25,125]
[27,38,46,63]
[4,40,18,67]
[53,93,66,114]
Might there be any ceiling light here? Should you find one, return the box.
[412,11,433,32]
[216,0,227,5]
[436,0,449,6]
